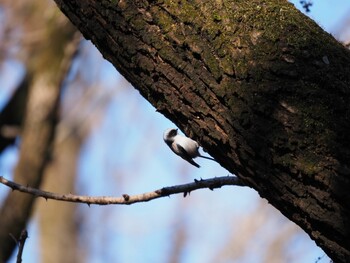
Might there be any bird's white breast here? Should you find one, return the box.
[174,135,199,157]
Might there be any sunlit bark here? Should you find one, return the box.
[53,1,350,262]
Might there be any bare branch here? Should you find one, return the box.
[0,176,245,205]
[9,230,28,263]
[16,230,28,263]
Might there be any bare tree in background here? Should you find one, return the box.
[0,2,125,262]
[0,1,80,262]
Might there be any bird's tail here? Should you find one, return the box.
[188,158,200,168]
[198,155,215,161]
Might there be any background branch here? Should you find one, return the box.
[0,176,245,205]
[16,230,28,263]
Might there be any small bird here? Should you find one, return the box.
[163,128,215,168]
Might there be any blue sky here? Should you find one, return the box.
[1,1,350,262]
[291,0,350,33]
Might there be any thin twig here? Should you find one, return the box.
[16,230,28,263]
[0,176,245,205]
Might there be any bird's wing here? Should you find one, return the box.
[175,143,200,168]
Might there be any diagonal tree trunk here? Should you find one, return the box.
[53,1,350,262]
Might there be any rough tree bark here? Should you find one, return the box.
[53,0,350,262]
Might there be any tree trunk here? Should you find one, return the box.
[0,4,78,260]
[36,135,82,263]
[53,0,350,262]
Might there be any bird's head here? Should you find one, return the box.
[163,128,178,143]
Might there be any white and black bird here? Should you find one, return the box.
[163,128,215,168]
